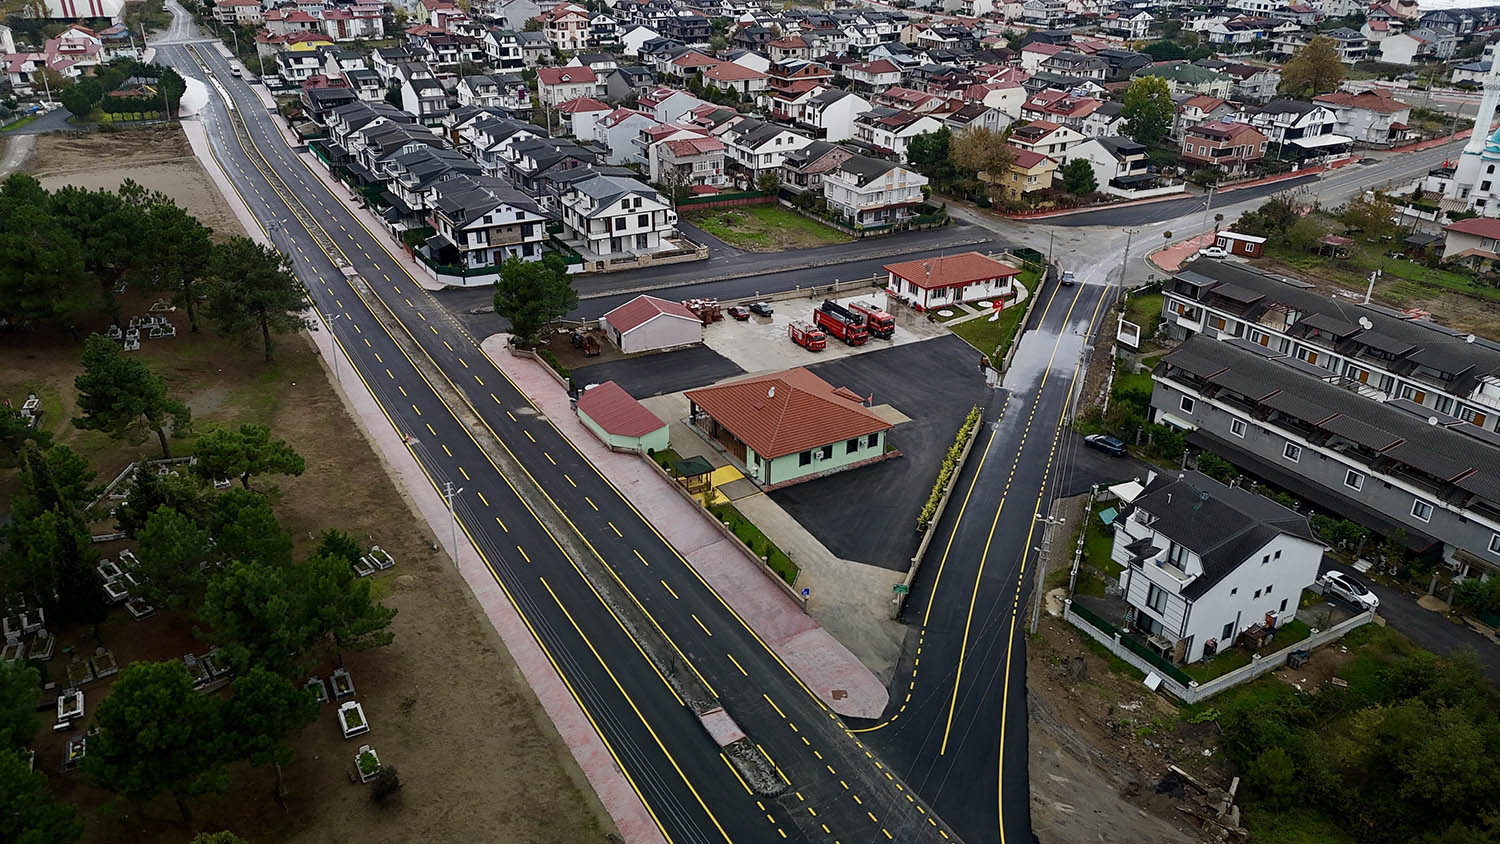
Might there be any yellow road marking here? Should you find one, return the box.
[459,467,470,481]
[691,614,711,636]
[476,491,488,506]
[727,653,748,676]
[660,579,678,599]
[495,516,508,532]
[762,694,786,719]
[609,522,622,537]
[585,495,597,510]
[720,753,753,795]
[441,444,452,457]
[425,423,436,436]
[525,431,536,443]
[517,546,530,563]
[634,550,649,566]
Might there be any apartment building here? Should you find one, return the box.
[558,173,677,258]
[821,154,928,228]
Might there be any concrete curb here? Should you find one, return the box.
[894,412,982,619]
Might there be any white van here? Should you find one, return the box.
[230,66,242,78]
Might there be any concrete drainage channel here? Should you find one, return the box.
[357,283,787,797]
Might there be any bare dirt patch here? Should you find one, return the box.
[26,126,242,240]
[9,127,616,844]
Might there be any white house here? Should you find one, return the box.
[536,65,603,108]
[821,155,929,229]
[558,173,678,258]
[601,294,703,353]
[882,251,1021,311]
[427,175,548,279]
[1111,470,1323,665]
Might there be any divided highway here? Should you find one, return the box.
[166,41,961,844]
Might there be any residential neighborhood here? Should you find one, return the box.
[7,0,1500,842]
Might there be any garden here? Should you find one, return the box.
[946,265,1042,366]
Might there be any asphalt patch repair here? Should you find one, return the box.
[771,334,992,571]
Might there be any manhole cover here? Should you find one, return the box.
[937,310,954,317]
[975,300,991,307]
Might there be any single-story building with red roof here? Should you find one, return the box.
[1442,216,1500,265]
[685,367,894,488]
[576,381,669,453]
[600,294,703,354]
[882,251,1022,311]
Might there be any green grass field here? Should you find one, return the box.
[687,205,852,251]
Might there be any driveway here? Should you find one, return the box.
[1058,432,1153,498]
[1316,558,1500,686]
[2,106,72,136]
[569,344,744,398]
[770,334,994,571]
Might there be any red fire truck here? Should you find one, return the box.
[788,322,827,351]
[814,301,869,346]
[846,300,895,339]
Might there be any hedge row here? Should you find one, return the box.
[916,406,982,531]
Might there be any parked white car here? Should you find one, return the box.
[1198,246,1229,259]
[1318,570,1379,611]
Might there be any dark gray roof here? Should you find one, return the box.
[1130,469,1317,600]
[1157,335,1500,512]
[833,153,900,186]
[432,174,542,223]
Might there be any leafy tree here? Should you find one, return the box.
[59,85,94,117]
[1234,195,1300,238]
[11,443,96,516]
[198,559,305,675]
[1342,193,1399,242]
[370,766,402,805]
[209,489,294,570]
[121,181,215,332]
[1122,76,1174,147]
[1286,215,1329,253]
[315,528,363,567]
[115,469,204,538]
[192,423,305,490]
[3,444,105,626]
[73,333,191,458]
[85,660,230,822]
[1280,36,1346,96]
[384,80,402,108]
[756,169,781,194]
[135,506,218,610]
[222,667,317,801]
[0,175,95,333]
[0,406,52,456]
[1246,746,1300,807]
[206,236,311,361]
[523,16,542,30]
[1142,40,1186,61]
[0,661,40,751]
[1058,158,1098,195]
[0,749,82,844]
[493,254,578,345]
[49,185,149,323]
[950,127,1016,181]
[1196,452,1236,483]
[298,552,397,659]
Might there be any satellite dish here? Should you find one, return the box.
[768,386,775,398]
[1467,333,1477,343]
[1359,316,1373,329]
[1429,416,1440,426]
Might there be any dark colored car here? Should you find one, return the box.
[728,305,751,320]
[749,302,774,317]
[1084,433,1127,457]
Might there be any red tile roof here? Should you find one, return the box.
[603,294,700,334]
[1445,217,1500,240]
[704,61,767,81]
[884,251,1022,290]
[685,368,890,459]
[1009,147,1052,169]
[1313,90,1411,114]
[537,66,597,85]
[577,381,666,438]
[557,96,610,113]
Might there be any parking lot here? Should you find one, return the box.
[699,290,950,374]
[770,334,998,571]
[568,344,744,398]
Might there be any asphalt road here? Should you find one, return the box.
[1042,174,1321,228]
[167,33,961,844]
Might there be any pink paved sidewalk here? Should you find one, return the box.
[1149,233,1217,273]
[184,111,663,844]
[479,335,890,720]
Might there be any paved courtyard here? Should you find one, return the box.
[570,344,744,398]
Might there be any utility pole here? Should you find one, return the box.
[1046,228,1055,267]
[1199,185,1215,252]
[1030,512,1066,635]
[322,312,344,382]
[1364,268,1381,304]
[1115,227,1137,310]
[443,482,464,564]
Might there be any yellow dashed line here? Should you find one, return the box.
[634,550,649,566]
[495,516,508,532]
[585,496,597,510]
[609,522,622,537]
[660,579,678,599]
[516,546,530,563]
[727,653,748,676]
[441,444,452,457]
[425,423,436,436]
[476,491,489,506]
[691,614,711,636]
[525,431,536,442]
[459,467,470,481]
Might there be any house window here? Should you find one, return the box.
[1253,588,1262,599]
[1265,584,1273,594]
[1283,442,1301,462]
[1489,533,1500,556]
[1221,621,1234,640]
[866,433,879,449]
[1230,418,1246,438]
[1411,498,1434,522]
[1145,583,1168,614]
[1345,469,1364,491]
[1180,395,1195,414]
[819,444,833,460]
[846,437,859,455]
[798,450,812,466]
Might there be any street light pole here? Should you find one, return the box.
[1199,185,1216,251]
[322,312,344,382]
[443,482,464,564]
[1115,227,1137,310]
